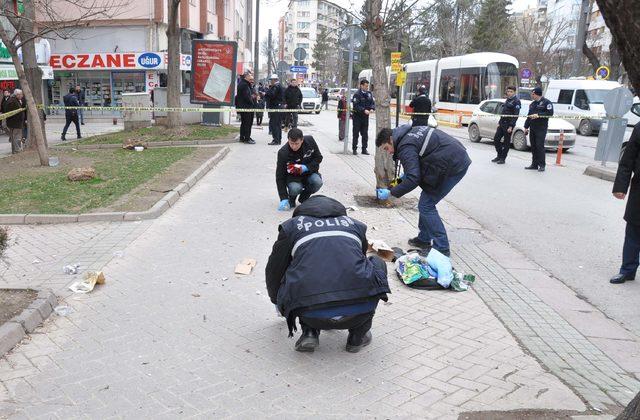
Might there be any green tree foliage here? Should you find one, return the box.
[470,0,513,52]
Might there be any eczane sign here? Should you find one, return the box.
[49,52,192,71]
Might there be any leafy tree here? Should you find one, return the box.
[470,0,513,52]
[312,28,338,84]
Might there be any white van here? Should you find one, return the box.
[624,96,639,127]
[544,79,621,136]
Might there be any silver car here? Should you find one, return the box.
[468,99,576,151]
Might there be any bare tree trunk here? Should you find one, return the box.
[616,391,640,420]
[582,42,600,72]
[167,0,182,128]
[363,0,394,189]
[609,41,622,81]
[595,0,640,93]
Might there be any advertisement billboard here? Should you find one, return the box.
[190,40,238,105]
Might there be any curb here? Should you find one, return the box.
[0,289,57,358]
[584,164,616,182]
[52,136,240,150]
[0,146,230,225]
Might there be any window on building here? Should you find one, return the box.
[297,22,310,29]
[296,43,309,49]
[298,0,310,7]
[297,11,310,17]
[224,0,230,17]
[558,89,574,104]
[208,0,215,11]
[297,32,309,38]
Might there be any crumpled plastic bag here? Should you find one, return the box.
[451,272,476,292]
[395,250,475,291]
[69,271,106,294]
[425,248,453,288]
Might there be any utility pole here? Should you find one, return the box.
[572,0,590,76]
[267,29,273,76]
[343,27,355,155]
[254,0,260,82]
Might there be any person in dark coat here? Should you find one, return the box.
[5,89,26,154]
[1,89,12,134]
[236,71,256,144]
[409,85,431,127]
[375,124,471,256]
[275,128,324,210]
[492,86,521,164]
[254,90,265,126]
[337,89,347,141]
[352,79,375,155]
[524,86,553,172]
[284,78,303,129]
[61,87,81,141]
[75,85,86,125]
[611,125,640,283]
[265,74,285,145]
[321,88,329,110]
[266,195,390,352]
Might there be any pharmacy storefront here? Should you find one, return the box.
[48,52,191,113]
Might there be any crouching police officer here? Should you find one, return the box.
[524,86,553,172]
[266,195,390,353]
[276,128,324,210]
[492,86,520,164]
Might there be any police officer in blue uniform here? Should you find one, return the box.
[524,86,554,172]
[352,79,375,155]
[492,86,520,164]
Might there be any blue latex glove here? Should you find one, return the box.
[376,188,391,200]
[278,199,290,211]
[300,164,309,173]
[399,173,406,181]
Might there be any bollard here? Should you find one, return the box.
[457,114,462,128]
[555,130,564,166]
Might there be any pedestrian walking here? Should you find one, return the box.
[265,74,285,145]
[375,124,471,256]
[255,91,265,126]
[611,124,640,284]
[492,86,521,164]
[408,85,432,127]
[236,71,256,144]
[5,89,26,154]
[352,79,375,155]
[524,86,553,172]
[275,128,324,210]
[75,85,86,125]
[284,78,303,130]
[61,87,81,141]
[321,88,329,110]
[266,195,390,353]
[337,89,347,141]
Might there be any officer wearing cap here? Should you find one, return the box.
[409,86,432,127]
[351,79,375,155]
[524,86,553,172]
[492,86,521,164]
[265,74,285,145]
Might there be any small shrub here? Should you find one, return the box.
[0,226,8,258]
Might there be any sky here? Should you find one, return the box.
[257,0,538,65]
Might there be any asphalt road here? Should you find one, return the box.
[302,109,640,338]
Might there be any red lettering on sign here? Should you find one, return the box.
[92,54,105,68]
[123,53,134,68]
[106,54,121,68]
[77,54,90,68]
[62,55,75,68]
[49,55,61,68]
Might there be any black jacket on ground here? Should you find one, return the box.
[284,85,302,108]
[235,78,254,108]
[409,94,432,126]
[524,96,553,130]
[390,124,471,196]
[265,83,284,108]
[5,96,26,129]
[63,92,80,118]
[499,95,521,128]
[265,195,390,334]
[276,135,323,200]
[614,125,640,225]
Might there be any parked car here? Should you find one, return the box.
[518,87,533,101]
[468,99,576,151]
[544,79,622,136]
[300,87,322,114]
[624,96,640,127]
[328,88,343,101]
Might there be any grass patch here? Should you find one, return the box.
[0,148,194,214]
[63,124,237,146]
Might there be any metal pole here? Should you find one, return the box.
[572,0,590,76]
[254,0,260,82]
[267,29,273,76]
[395,41,401,128]
[343,26,354,155]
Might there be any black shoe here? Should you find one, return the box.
[408,237,431,249]
[361,150,370,155]
[346,331,372,353]
[268,140,281,145]
[295,329,319,352]
[77,136,82,139]
[81,122,85,125]
[491,157,500,163]
[245,138,256,144]
[610,273,636,284]
[525,165,538,170]
[61,137,66,141]
[538,167,545,172]
[496,159,505,164]
[352,150,358,155]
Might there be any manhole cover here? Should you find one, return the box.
[353,195,418,210]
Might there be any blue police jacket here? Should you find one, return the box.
[499,96,521,127]
[352,88,375,117]
[524,97,554,129]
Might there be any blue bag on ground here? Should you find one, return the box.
[425,248,453,288]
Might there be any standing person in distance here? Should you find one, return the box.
[255,89,265,127]
[266,74,285,145]
[5,89,26,154]
[284,78,303,130]
[1,89,11,135]
[75,85,86,125]
[611,124,640,284]
[337,89,347,141]
[352,79,375,155]
[61,87,81,141]
[236,71,256,144]
[321,88,329,110]
[409,85,431,127]
[524,86,553,172]
[492,86,521,164]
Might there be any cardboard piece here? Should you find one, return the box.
[368,240,395,262]
[235,258,257,275]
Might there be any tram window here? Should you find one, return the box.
[406,71,431,100]
[459,68,481,104]
[439,69,460,103]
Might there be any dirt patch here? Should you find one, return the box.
[98,146,223,212]
[0,289,38,326]
[0,149,95,179]
[353,194,419,210]
[458,409,604,420]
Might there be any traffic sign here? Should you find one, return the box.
[294,48,307,61]
[596,65,610,80]
[391,52,402,73]
[520,68,532,79]
[290,65,307,73]
[603,86,633,117]
[339,25,366,51]
[396,71,406,87]
[342,51,360,62]
[276,60,289,73]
